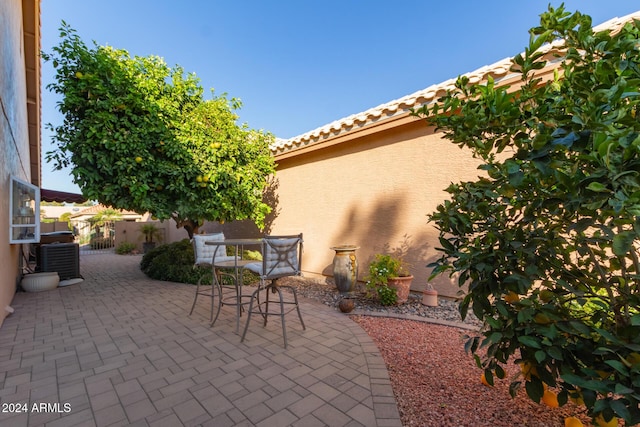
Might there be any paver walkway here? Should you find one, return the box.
[0,252,402,426]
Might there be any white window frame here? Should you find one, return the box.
[9,176,40,244]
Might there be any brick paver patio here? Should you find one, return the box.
[0,252,401,426]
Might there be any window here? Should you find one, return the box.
[9,176,40,244]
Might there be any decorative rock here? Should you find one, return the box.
[338,297,355,313]
[284,276,481,327]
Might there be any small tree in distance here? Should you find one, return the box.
[413,6,640,425]
[43,22,275,238]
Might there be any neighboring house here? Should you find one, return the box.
[0,0,41,326]
[40,204,84,221]
[213,12,640,299]
[70,204,144,245]
[69,204,143,223]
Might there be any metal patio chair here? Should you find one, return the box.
[240,234,305,348]
[189,232,238,325]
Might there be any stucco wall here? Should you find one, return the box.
[272,118,483,298]
[114,220,171,254]
[207,117,481,299]
[0,0,32,325]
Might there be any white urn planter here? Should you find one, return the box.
[21,272,59,292]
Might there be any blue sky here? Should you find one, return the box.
[41,1,640,193]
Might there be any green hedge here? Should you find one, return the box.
[140,239,259,286]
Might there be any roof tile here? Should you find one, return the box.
[272,11,640,156]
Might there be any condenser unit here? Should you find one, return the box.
[37,243,80,280]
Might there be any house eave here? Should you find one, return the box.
[270,10,640,160]
[23,0,41,187]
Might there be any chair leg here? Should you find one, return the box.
[289,287,306,330]
[190,271,210,316]
[241,280,304,349]
[189,278,200,316]
[263,283,271,327]
[240,287,259,344]
[272,285,288,348]
[210,279,223,327]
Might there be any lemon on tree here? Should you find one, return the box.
[542,390,559,408]
[569,389,584,406]
[519,361,538,381]
[564,417,583,427]
[481,373,493,387]
[503,291,520,304]
[594,414,618,427]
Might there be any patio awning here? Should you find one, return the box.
[40,188,87,204]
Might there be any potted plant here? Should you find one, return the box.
[365,253,413,305]
[139,223,163,253]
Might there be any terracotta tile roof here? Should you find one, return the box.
[271,11,640,156]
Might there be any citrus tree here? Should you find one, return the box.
[43,22,275,238]
[412,6,640,425]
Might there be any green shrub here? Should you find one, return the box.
[116,242,136,255]
[413,6,640,424]
[243,249,262,260]
[364,253,407,303]
[376,285,398,306]
[140,239,259,286]
[140,239,205,284]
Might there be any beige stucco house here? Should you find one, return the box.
[0,0,40,326]
[1,1,637,333]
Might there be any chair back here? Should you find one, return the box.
[191,233,226,266]
[259,234,303,279]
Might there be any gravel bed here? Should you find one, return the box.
[353,316,597,427]
[283,275,482,328]
[283,276,601,427]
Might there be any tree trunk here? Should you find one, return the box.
[172,216,200,239]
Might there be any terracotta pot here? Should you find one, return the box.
[422,287,438,307]
[387,275,413,304]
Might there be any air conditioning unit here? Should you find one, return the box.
[37,243,80,280]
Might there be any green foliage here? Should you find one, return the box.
[115,241,136,254]
[138,223,163,243]
[89,208,121,226]
[42,22,276,237]
[412,5,640,425]
[364,253,409,304]
[365,254,408,285]
[141,239,208,284]
[140,239,259,286]
[58,212,72,223]
[376,285,398,306]
[241,249,262,261]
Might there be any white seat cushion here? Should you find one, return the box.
[192,233,237,266]
[243,237,300,278]
[242,262,263,275]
